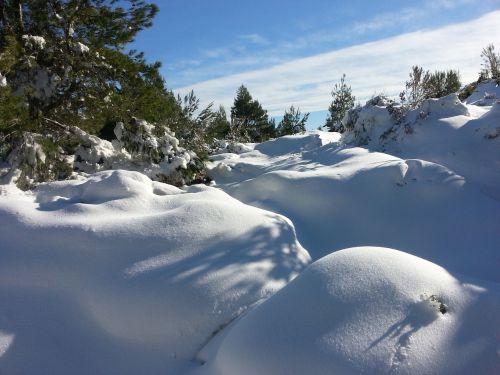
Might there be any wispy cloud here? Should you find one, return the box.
[351,8,421,35]
[166,0,498,88]
[174,11,500,116]
[239,33,270,46]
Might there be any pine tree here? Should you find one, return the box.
[324,74,355,133]
[401,66,461,108]
[0,1,210,188]
[0,0,168,134]
[230,85,275,142]
[480,44,500,82]
[277,105,309,136]
[207,105,230,140]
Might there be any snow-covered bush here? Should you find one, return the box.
[342,93,469,147]
[342,95,400,145]
[3,132,74,190]
[2,117,208,189]
[76,118,209,186]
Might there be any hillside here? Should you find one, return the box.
[0,82,499,374]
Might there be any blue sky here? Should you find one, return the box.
[131,0,500,128]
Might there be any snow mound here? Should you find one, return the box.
[478,101,500,139]
[211,247,500,375]
[255,132,340,156]
[342,94,470,148]
[331,93,500,199]
[223,148,500,282]
[416,94,470,118]
[0,170,310,374]
[34,170,183,205]
[464,80,500,105]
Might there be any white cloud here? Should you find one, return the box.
[239,33,270,46]
[351,8,421,35]
[174,11,500,116]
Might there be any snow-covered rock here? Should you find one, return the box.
[208,247,500,375]
[0,170,310,374]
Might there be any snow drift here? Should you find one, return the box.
[1,82,499,374]
[208,247,500,375]
[208,93,500,283]
[0,170,309,374]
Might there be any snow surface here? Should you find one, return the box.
[0,170,309,374]
[1,85,499,374]
[209,123,500,281]
[206,247,500,375]
[464,80,500,106]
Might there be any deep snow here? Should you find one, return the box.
[208,92,500,282]
[0,170,309,374]
[0,82,499,374]
[207,247,500,375]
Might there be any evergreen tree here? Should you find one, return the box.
[401,66,461,108]
[324,74,355,133]
[230,85,275,142]
[207,105,230,140]
[0,0,171,134]
[0,1,209,188]
[277,105,309,136]
[480,44,500,82]
[401,66,427,109]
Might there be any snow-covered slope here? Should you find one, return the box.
[1,87,499,374]
[208,112,500,282]
[0,170,309,374]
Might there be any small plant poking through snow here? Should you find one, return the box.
[421,294,448,314]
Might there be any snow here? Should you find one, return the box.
[21,35,46,49]
[0,73,6,87]
[464,80,500,106]
[71,120,195,183]
[1,89,499,373]
[0,170,309,374]
[207,247,500,375]
[208,124,500,282]
[73,42,90,54]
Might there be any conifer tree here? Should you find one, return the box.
[0,0,174,134]
[480,44,500,82]
[277,105,309,136]
[0,1,210,188]
[230,85,275,142]
[401,66,461,108]
[324,74,355,133]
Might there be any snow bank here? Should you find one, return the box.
[255,131,340,156]
[464,80,500,106]
[208,247,500,375]
[208,99,500,282]
[220,148,500,282]
[0,170,309,374]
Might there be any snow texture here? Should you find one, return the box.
[208,247,500,375]
[0,170,309,374]
[21,35,46,49]
[1,83,499,374]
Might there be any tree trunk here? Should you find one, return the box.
[15,0,23,34]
